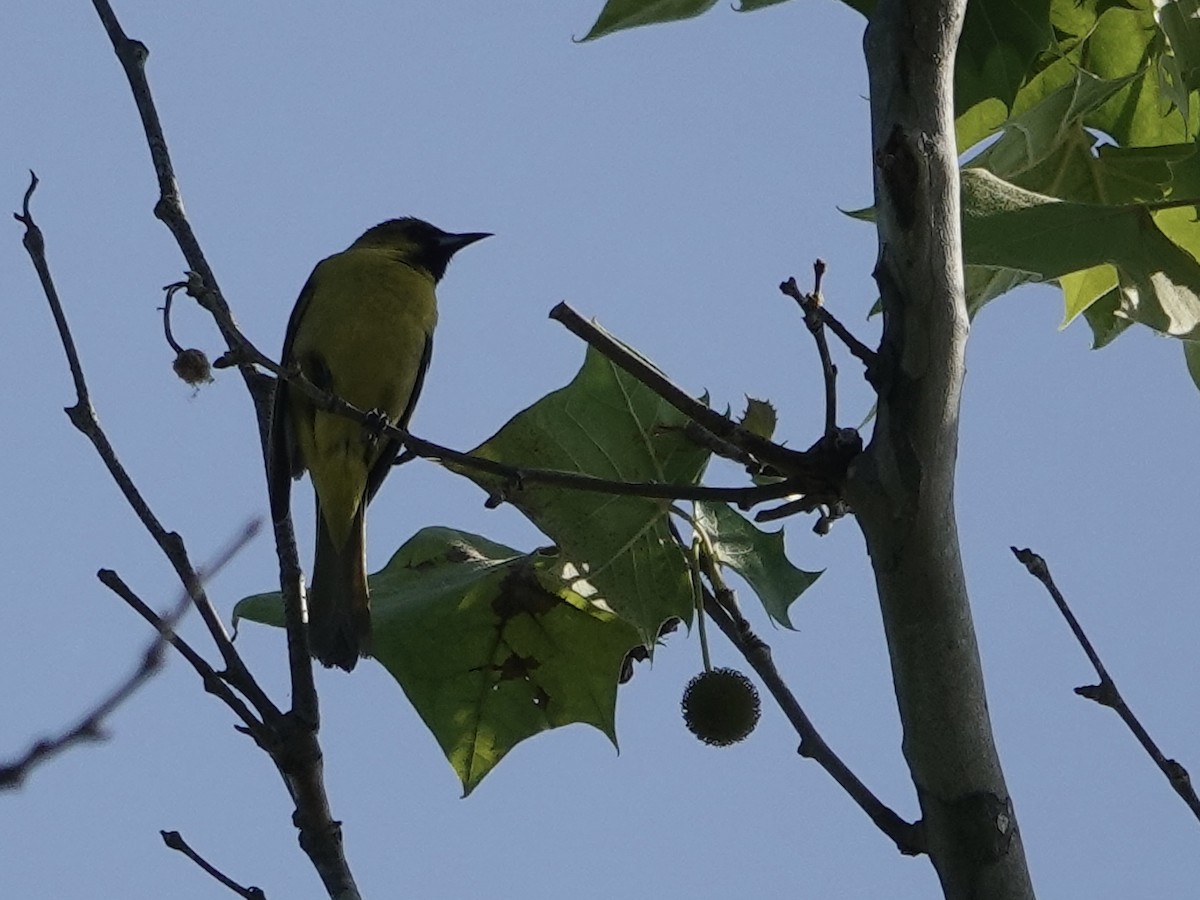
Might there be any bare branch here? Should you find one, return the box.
[0,523,261,790]
[404,428,803,509]
[781,264,839,437]
[779,274,877,372]
[87,1,319,723]
[1012,547,1200,823]
[667,511,920,853]
[13,174,279,725]
[98,569,268,742]
[702,585,924,855]
[162,830,267,899]
[15,170,352,893]
[87,1,270,422]
[548,301,859,489]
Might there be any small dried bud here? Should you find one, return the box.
[173,348,212,386]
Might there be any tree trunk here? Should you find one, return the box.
[850,1,1036,896]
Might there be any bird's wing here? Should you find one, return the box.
[365,332,433,505]
[267,271,320,523]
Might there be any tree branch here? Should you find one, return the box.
[15,173,355,897]
[781,262,839,437]
[702,586,923,855]
[162,830,267,899]
[88,0,318,724]
[410,429,803,508]
[14,174,277,723]
[548,301,859,491]
[779,273,877,373]
[0,523,260,790]
[98,569,268,742]
[1012,547,1200,823]
[850,0,1035,895]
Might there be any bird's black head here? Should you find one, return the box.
[352,217,491,281]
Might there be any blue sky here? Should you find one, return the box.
[2,2,1198,898]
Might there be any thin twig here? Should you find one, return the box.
[13,174,279,726]
[16,171,353,893]
[682,420,766,473]
[419,431,802,508]
[549,302,847,482]
[151,277,848,519]
[0,523,261,790]
[98,569,268,742]
[162,830,266,899]
[209,316,803,510]
[1012,547,1200,823]
[88,0,318,726]
[87,2,267,413]
[782,265,838,437]
[702,585,923,855]
[754,495,823,523]
[160,280,187,354]
[779,275,877,370]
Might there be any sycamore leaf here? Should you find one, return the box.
[738,397,777,441]
[962,168,1200,338]
[578,0,719,40]
[965,266,1037,318]
[955,0,1055,118]
[968,70,1141,179]
[1060,265,1120,327]
[450,344,711,645]
[958,0,1198,151]
[694,501,820,629]
[1185,339,1200,390]
[234,528,642,795]
[1086,3,1197,147]
[1156,0,1200,132]
[1082,286,1136,347]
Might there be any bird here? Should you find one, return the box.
[269,217,490,670]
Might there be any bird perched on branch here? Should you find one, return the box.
[269,217,490,671]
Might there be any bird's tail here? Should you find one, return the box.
[308,502,371,671]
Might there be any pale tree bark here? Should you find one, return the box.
[850,1,1036,896]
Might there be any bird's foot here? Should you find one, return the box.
[361,408,392,445]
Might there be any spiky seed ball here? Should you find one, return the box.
[172,348,212,386]
[682,667,761,747]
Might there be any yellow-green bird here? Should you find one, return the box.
[269,217,490,671]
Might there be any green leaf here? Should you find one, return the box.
[967,69,1197,208]
[694,501,820,629]
[1060,264,1120,327]
[738,397,777,441]
[968,70,1140,180]
[1082,286,1135,347]
[451,344,712,644]
[958,0,1199,150]
[962,168,1200,338]
[965,265,1037,318]
[1185,338,1200,389]
[235,528,643,795]
[1156,0,1200,131]
[1087,3,1196,147]
[735,0,792,9]
[579,0,719,40]
[955,0,1054,118]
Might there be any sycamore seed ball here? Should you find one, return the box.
[172,348,212,386]
[681,667,761,747]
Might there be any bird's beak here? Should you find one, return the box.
[441,231,492,256]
